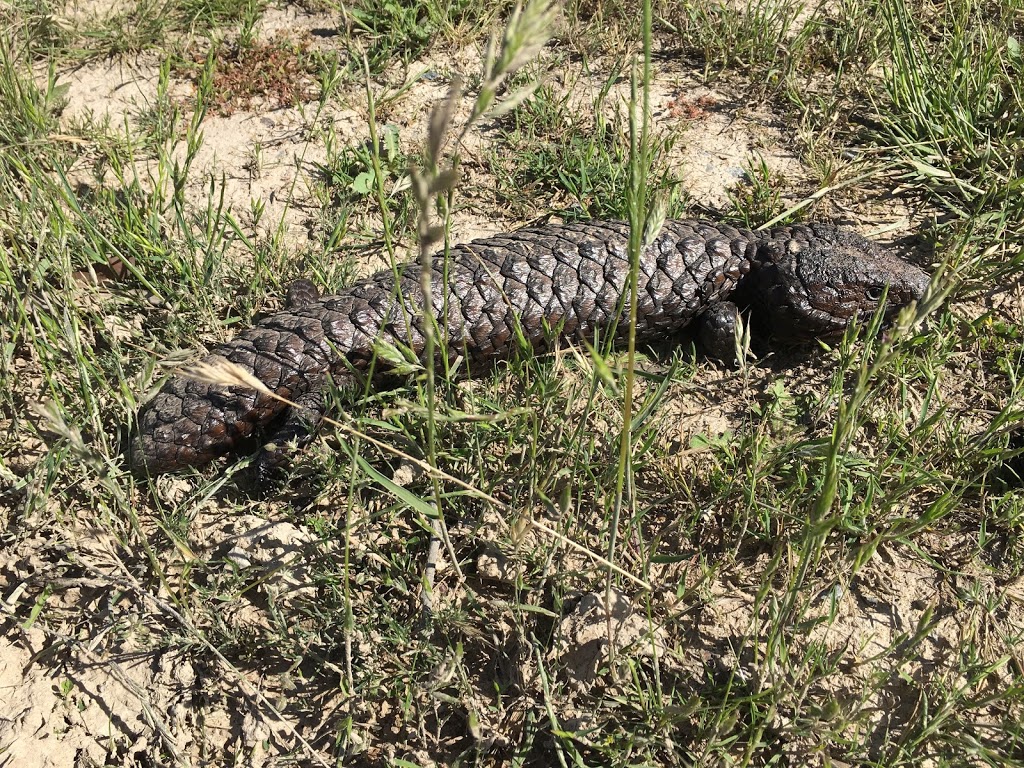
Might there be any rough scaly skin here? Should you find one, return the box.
[130,219,930,476]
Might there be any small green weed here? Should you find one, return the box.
[79,0,177,58]
[348,0,436,74]
[179,0,266,31]
[313,124,412,222]
[671,0,810,83]
[491,76,683,220]
[725,154,787,227]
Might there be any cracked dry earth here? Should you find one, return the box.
[3,4,1024,767]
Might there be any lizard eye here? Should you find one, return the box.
[865,284,885,301]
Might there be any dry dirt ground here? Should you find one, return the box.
[2,3,1023,767]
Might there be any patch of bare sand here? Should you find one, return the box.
[0,622,200,767]
[0,527,200,766]
[655,80,806,210]
[56,57,167,128]
[255,5,338,39]
[551,588,668,689]
[0,512,344,766]
[53,34,527,271]
[62,0,133,23]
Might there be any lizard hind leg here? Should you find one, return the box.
[252,381,327,486]
[244,278,327,486]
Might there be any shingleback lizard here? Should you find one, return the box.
[130,219,930,478]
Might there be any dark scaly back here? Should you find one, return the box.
[430,220,762,359]
[130,219,928,476]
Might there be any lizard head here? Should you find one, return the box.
[749,223,930,341]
